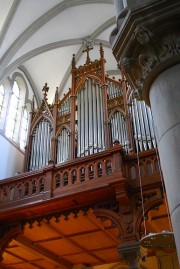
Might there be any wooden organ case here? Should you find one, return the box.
[0,44,172,268]
[25,44,156,172]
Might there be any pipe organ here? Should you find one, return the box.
[77,78,105,157]
[25,44,156,172]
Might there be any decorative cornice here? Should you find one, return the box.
[110,0,180,105]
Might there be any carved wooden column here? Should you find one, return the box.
[110,0,180,264]
[100,44,111,149]
[70,54,76,160]
[118,241,141,269]
[51,88,59,164]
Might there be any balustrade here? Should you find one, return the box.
[124,149,160,184]
[0,147,161,211]
[0,146,122,209]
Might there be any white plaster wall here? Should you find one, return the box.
[0,133,24,180]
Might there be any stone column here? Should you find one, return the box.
[149,64,180,256]
[118,241,141,269]
[110,0,180,264]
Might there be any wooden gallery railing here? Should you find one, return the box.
[0,145,162,212]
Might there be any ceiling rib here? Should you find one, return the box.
[0,0,114,77]
[0,0,21,47]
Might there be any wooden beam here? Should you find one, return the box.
[48,223,105,263]
[15,235,72,269]
[4,249,44,269]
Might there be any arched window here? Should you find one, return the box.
[0,84,5,116]
[20,107,29,149]
[5,81,20,140]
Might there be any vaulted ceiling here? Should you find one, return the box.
[0,0,119,103]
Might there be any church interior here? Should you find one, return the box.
[0,1,179,268]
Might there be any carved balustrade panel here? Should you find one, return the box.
[0,145,123,210]
[123,149,161,186]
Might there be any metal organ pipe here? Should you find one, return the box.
[42,120,47,166]
[96,84,102,151]
[100,87,105,151]
[92,81,97,153]
[84,80,89,156]
[129,96,156,152]
[77,77,105,157]
[147,106,156,148]
[39,120,44,168]
[110,111,129,153]
[35,122,41,170]
[29,119,52,171]
[80,86,85,157]
[88,78,93,155]
[29,134,36,170]
[56,128,70,164]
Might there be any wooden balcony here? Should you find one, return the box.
[0,145,162,224]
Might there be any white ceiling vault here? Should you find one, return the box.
[0,0,120,103]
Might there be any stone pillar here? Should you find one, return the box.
[149,64,180,257]
[118,241,140,269]
[110,0,180,264]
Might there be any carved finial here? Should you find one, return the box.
[83,45,93,64]
[72,54,76,69]
[54,87,59,104]
[100,43,104,59]
[42,83,49,100]
[31,95,35,112]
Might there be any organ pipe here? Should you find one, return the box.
[129,96,156,153]
[92,81,97,153]
[77,77,105,157]
[57,128,70,164]
[88,78,93,154]
[29,119,52,171]
[110,111,129,153]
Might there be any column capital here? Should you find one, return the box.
[111,0,180,105]
[118,241,141,269]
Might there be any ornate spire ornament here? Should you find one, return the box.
[54,87,59,104]
[72,54,76,69]
[100,43,104,59]
[83,45,93,64]
[42,83,49,100]
[83,39,94,64]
